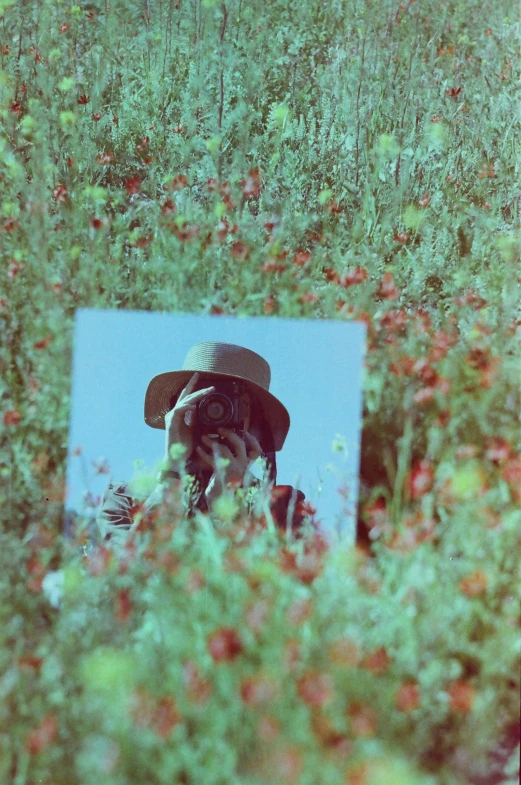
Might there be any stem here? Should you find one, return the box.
[217,3,228,179]
[354,36,366,189]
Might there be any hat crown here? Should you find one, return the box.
[181,341,271,391]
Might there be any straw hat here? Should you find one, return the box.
[144,341,290,451]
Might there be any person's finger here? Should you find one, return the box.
[185,385,215,405]
[196,444,214,466]
[202,435,232,460]
[217,428,246,458]
[179,372,199,401]
[244,431,263,456]
[184,404,196,426]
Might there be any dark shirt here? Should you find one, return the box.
[97,476,309,544]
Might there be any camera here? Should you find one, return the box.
[194,377,250,448]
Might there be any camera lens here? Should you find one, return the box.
[199,393,233,427]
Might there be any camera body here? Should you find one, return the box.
[193,377,250,449]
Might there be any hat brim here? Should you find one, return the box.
[144,370,290,452]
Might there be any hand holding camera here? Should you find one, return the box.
[196,426,263,491]
[164,372,215,469]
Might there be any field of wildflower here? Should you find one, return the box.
[1,0,520,783]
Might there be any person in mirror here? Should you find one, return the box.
[96,341,311,545]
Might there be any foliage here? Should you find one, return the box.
[0,0,519,782]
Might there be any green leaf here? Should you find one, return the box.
[402,205,424,232]
[318,188,333,205]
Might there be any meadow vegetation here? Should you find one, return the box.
[0,0,520,783]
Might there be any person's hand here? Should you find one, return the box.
[196,427,263,493]
[163,372,215,469]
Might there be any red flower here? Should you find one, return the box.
[25,714,58,754]
[407,459,434,499]
[285,597,313,625]
[264,295,276,314]
[380,308,408,334]
[310,708,349,750]
[240,673,278,706]
[293,249,312,267]
[124,176,142,195]
[363,497,390,540]
[77,94,90,105]
[86,546,113,576]
[346,702,378,737]
[413,387,435,405]
[459,569,487,597]
[185,568,205,595]
[52,184,68,202]
[8,260,23,279]
[92,112,102,121]
[396,681,420,712]
[278,532,328,585]
[445,86,462,97]
[296,670,334,708]
[135,136,150,153]
[298,291,319,304]
[182,661,213,704]
[376,271,400,300]
[18,654,44,671]
[241,167,261,198]
[3,409,20,426]
[157,200,175,218]
[152,696,182,738]
[268,745,303,784]
[96,151,114,165]
[131,689,182,738]
[230,241,249,260]
[4,217,19,231]
[261,258,287,273]
[393,232,409,244]
[172,222,199,241]
[33,335,54,350]
[283,639,302,672]
[453,290,487,309]
[323,266,340,283]
[360,647,390,675]
[501,457,521,501]
[326,200,342,214]
[115,588,133,623]
[340,266,368,287]
[328,637,362,667]
[478,162,495,179]
[244,598,270,632]
[208,626,243,662]
[430,329,457,361]
[485,438,511,464]
[447,680,475,713]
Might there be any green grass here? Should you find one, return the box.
[0,0,519,783]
